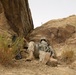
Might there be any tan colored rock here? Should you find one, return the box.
[28,15,76,44]
[0,0,33,36]
[69,61,76,70]
[65,25,75,34]
[0,1,3,13]
[50,27,58,36]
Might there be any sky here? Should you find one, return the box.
[28,0,76,28]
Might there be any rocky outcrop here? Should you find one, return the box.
[0,0,34,37]
[28,15,76,44]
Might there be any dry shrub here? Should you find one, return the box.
[12,37,24,55]
[0,35,24,66]
[61,50,74,64]
[0,48,14,66]
[0,35,14,66]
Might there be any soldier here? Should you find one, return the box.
[38,37,56,64]
[38,37,56,57]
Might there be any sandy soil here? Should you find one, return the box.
[0,59,76,75]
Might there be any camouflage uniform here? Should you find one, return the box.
[38,40,49,52]
[38,38,55,57]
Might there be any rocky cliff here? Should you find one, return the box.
[0,0,34,37]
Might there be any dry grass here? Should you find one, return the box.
[0,35,24,66]
[61,46,75,64]
[0,35,13,66]
[12,37,24,55]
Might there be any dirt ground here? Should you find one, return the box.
[0,59,76,75]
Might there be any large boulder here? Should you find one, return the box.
[0,0,34,37]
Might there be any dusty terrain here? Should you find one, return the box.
[0,0,76,75]
[0,59,76,75]
[0,15,76,75]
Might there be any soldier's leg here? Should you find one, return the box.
[43,52,50,64]
[39,51,50,64]
[25,41,35,61]
[39,51,45,62]
[25,50,34,61]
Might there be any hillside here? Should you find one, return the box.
[25,15,76,75]
[0,1,76,74]
[28,15,76,57]
[28,15,76,42]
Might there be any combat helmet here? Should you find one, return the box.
[40,37,47,42]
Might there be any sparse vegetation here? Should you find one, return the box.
[12,37,24,55]
[61,47,75,64]
[0,35,24,66]
[0,35,13,66]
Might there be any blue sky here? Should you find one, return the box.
[28,0,76,28]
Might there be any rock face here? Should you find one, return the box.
[28,15,76,64]
[0,0,34,36]
[28,15,76,44]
